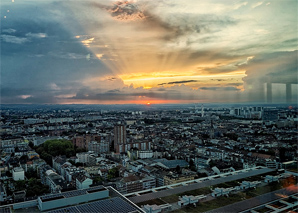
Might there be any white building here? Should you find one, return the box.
[264,175,280,183]
[178,195,206,207]
[12,167,25,181]
[138,150,154,159]
[240,181,261,190]
[45,170,67,193]
[88,141,109,154]
[211,187,239,197]
[265,159,279,169]
[48,117,73,123]
[76,153,89,164]
[76,174,93,189]
[143,204,172,213]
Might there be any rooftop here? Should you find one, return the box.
[39,186,107,202]
[48,197,141,213]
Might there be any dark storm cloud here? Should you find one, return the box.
[190,50,243,62]
[0,2,112,104]
[227,83,243,87]
[158,80,198,86]
[107,89,121,93]
[210,79,224,81]
[242,50,298,85]
[92,1,146,21]
[141,12,237,42]
[282,38,298,44]
[70,85,196,101]
[107,77,117,81]
[201,64,238,74]
[239,50,297,102]
[199,87,240,91]
[92,0,237,42]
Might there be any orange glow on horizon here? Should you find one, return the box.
[59,99,201,105]
[117,70,246,89]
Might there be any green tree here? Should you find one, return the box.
[36,139,75,161]
[26,178,50,197]
[108,167,119,179]
[93,176,103,184]
[15,180,26,191]
[28,178,36,186]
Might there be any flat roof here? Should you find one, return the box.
[48,197,141,213]
[40,186,107,202]
[160,160,189,169]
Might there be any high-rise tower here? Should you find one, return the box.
[114,125,126,153]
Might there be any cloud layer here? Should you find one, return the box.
[1,0,297,104]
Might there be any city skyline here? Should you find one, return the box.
[1,0,297,104]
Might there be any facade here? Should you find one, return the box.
[138,150,154,159]
[64,166,84,182]
[262,108,279,121]
[45,170,67,193]
[117,176,156,194]
[52,156,66,175]
[76,174,93,189]
[72,135,100,149]
[195,157,211,169]
[114,125,126,153]
[76,153,89,164]
[13,190,26,202]
[164,173,196,185]
[265,160,279,169]
[38,186,109,211]
[12,167,25,181]
[88,141,109,154]
[48,117,74,123]
[114,125,126,144]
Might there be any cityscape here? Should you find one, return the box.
[1,0,298,212]
[0,104,297,212]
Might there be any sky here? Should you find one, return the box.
[0,0,297,104]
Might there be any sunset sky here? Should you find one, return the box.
[1,0,297,104]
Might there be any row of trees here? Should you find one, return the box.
[37,139,75,157]
[35,139,86,165]
[6,178,49,197]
